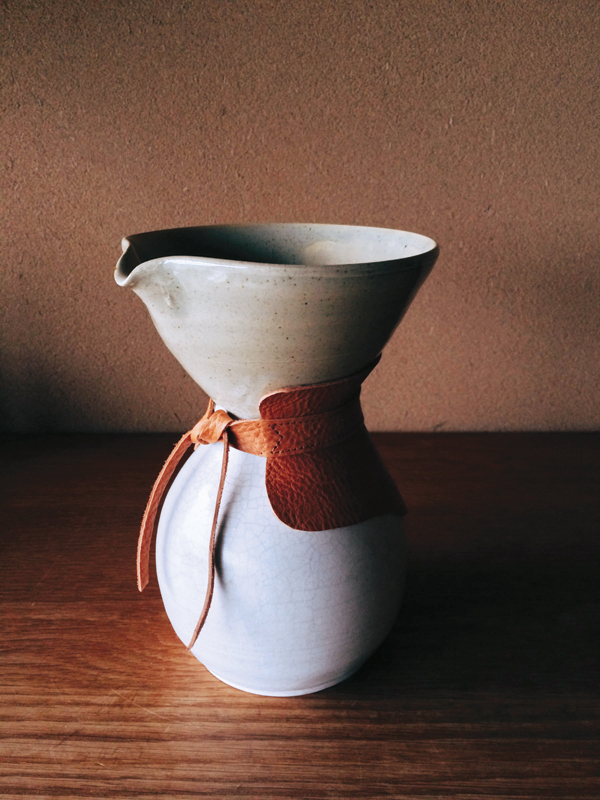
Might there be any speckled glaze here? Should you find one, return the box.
[115,223,438,695]
[115,223,438,418]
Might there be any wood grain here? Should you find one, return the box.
[1,433,599,798]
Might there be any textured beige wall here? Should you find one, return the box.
[2,0,598,432]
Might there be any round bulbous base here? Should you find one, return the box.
[156,442,406,696]
[203,662,368,697]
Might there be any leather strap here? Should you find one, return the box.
[187,428,230,648]
[226,395,363,457]
[136,358,406,650]
[136,399,233,593]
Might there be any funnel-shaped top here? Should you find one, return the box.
[115,223,438,418]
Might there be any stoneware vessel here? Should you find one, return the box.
[115,223,438,696]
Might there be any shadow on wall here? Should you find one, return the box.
[0,364,104,433]
[2,236,599,433]
[0,357,208,434]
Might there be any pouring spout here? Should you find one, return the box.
[115,232,180,288]
[114,236,140,287]
[115,227,242,288]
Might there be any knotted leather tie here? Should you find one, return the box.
[137,358,406,650]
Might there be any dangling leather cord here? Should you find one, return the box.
[136,399,235,650]
[186,427,229,649]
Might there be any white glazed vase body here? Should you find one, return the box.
[115,224,438,696]
[157,443,406,695]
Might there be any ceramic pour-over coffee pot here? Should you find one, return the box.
[115,223,438,696]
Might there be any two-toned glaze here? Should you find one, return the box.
[115,223,438,695]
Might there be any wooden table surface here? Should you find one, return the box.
[1,432,599,799]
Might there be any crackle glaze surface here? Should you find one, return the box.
[157,442,406,696]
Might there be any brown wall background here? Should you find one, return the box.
[2,0,598,433]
